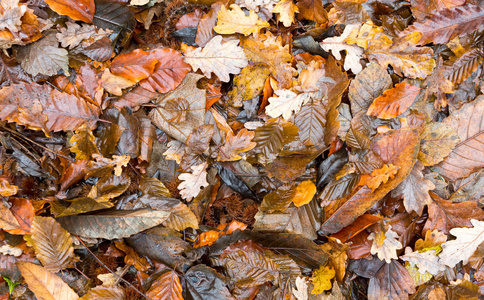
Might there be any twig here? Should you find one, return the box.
[74,235,152,300]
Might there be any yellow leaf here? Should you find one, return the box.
[292,180,316,207]
[273,0,299,27]
[310,265,335,294]
[70,123,99,161]
[214,4,270,37]
[345,21,383,49]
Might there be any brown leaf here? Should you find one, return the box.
[410,0,465,21]
[80,285,125,300]
[114,240,150,272]
[17,34,69,77]
[139,48,191,93]
[149,73,206,142]
[348,62,392,116]
[296,0,327,24]
[44,0,95,23]
[70,123,99,160]
[218,129,256,161]
[110,49,158,83]
[321,128,420,234]
[367,82,420,119]
[400,3,484,45]
[30,216,75,273]
[17,261,79,300]
[368,260,416,300]
[56,208,171,239]
[391,161,435,215]
[434,95,484,180]
[418,122,460,166]
[424,192,484,234]
[146,271,183,300]
[0,82,99,132]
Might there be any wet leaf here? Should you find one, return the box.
[214,4,269,37]
[17,261,79,300]
[30,216,75,273]
[434,95,484,180]
[366,82,420,119]
[57,208,171,239]
[146,271,183,300]
[44,0,95,23]
[184,35,248,82]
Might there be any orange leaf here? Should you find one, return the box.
[292,180,317,207]
[364,164,400,192]
[139,48,191,93]
[44,0,95,23]
[6,198,35,235]
[111,49,158,83]
[146,271,183,300]
[367,82,420,119]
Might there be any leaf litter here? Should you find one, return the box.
[0,0,484,299]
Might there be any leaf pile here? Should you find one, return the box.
[1,0,484,299]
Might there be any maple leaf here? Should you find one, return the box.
[177,162,209,201]
[273,0,299,27]
[368,226,402,263]
[184,35,248,82]
[439,219,484,268]
[214,4,269,37]
[310,265,335,294]
[320,24,364,74]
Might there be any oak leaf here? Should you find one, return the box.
[364,164,400,192]
[368,226,402,263]
[273,0,299,27]
[177,162,209,201]
[0,0,27,33]
[401,247,445,275]
[70,123,99,161]
[292,276,308,300]
[391,161,435,215]
[367,82,420,119]
[0,176,18,197]
[218,129,257,161]
[439,219,484,268]
[320,24,363,74]
[310,265,335,294]
[184,35,248,82]
[214,4,269,37]
[80,286,125,300]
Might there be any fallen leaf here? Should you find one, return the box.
[214,4,269,37]
[177,162,209,201]
[184,35,248,82]
[273,0,299,27]
[367,82,420,119]
[401,247,445,275]
[44,0,95,23]
[439,219,484,268]
[146,271,183,300]
[17,261,80,300]
[368,225,402,263]
[110,49,158,83]
[292,180,316,207]
[310,265,335,294]
[292,276,308,300]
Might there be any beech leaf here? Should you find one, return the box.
[44,0,95,23]
[146,271,183,300]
